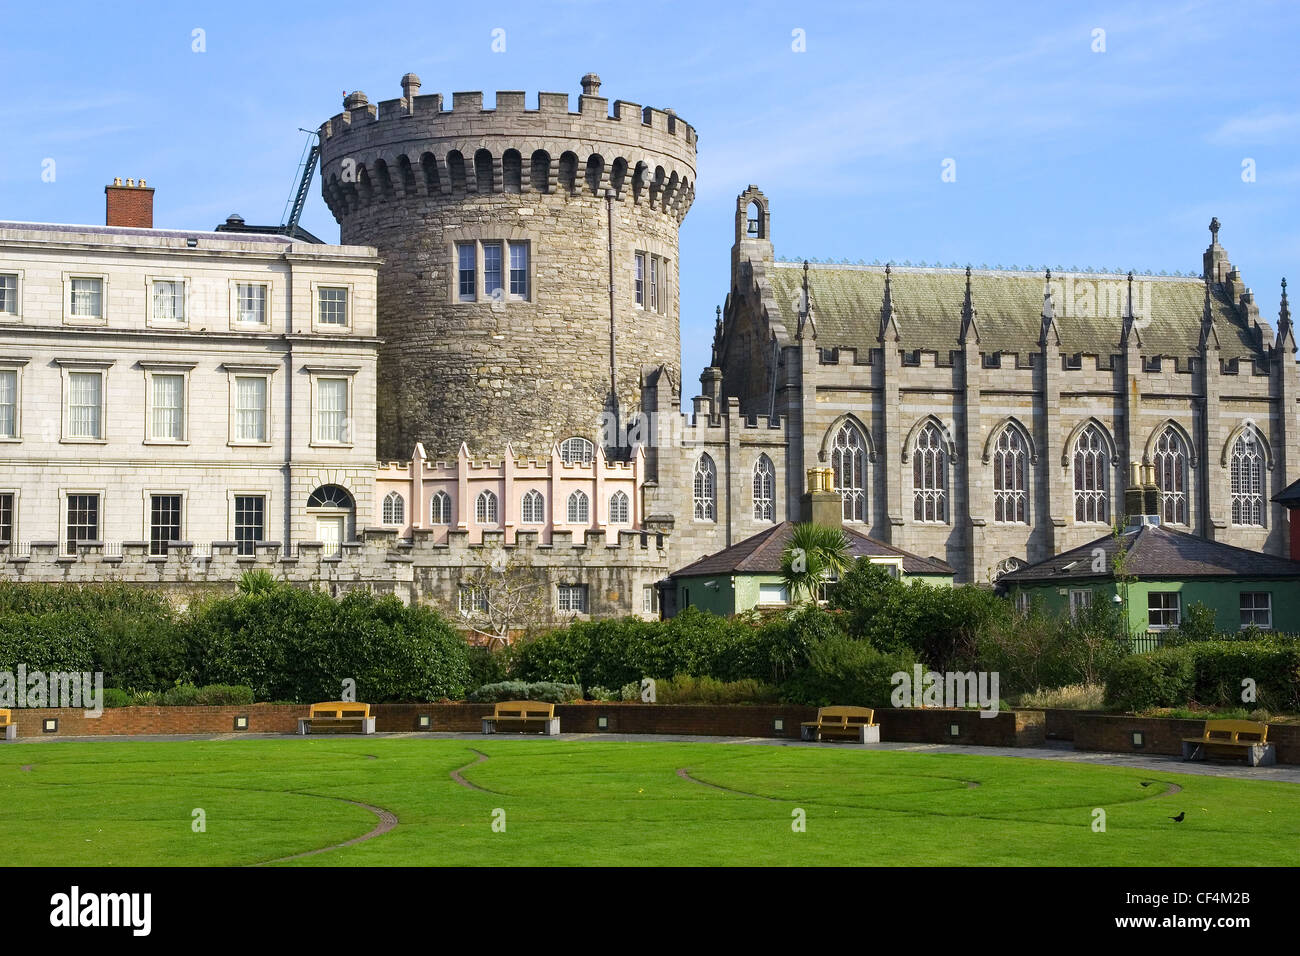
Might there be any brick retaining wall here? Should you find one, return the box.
[1070,713,1300,764]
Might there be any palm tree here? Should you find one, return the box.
[781,522,851,604]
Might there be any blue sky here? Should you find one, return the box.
[3,0,1298,379]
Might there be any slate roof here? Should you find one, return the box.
[766,262,1261,360]
[0,220,297,245]
[999,524,1300,584]
[672,521,954,578]
[1273,477,1300,506]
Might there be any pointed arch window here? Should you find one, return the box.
[1073,424,1109,523]
[381,491,405,526]
[609,490,630,524]
[429,490,451,525]
[1153,426,1189,525]
[475,490,499,525]
[521,489,545,524]
[693,454,716,521]
[830,422,867,522]
[567,490,590,524]
[752,454,775,522]
[1231,432,1265,527]
[992,426,1028,523]
[912,422,947,523]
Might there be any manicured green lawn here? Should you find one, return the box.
[1,738,1295,866]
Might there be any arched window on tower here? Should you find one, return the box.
[752,454,775,522]
[1231,431,1265,527]
[693,454,716,521]
[1153,426,1189,525]
[502,149,522,193]
[830,422,867,522]
[912,422,947,523]
[992,426,1028,524]
[382,491,405,526]
[1073,424,1110,523]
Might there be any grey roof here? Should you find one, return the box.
[1274,477,1300,506]
[0,220,296,245]
[767,262,1261,360]
[1000,524,1300,584]
[672,521,954,578]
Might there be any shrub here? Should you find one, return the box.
[1184,641,1300,712]
[586,685,619,702]
[1102,647,1195,711]
[781,635,918,707]
[466,644,513,691]
[653,674,780,705]
[1013,683,1105,710]
[102,688,130,708]
[193,684,255,706]
[1165,601,1218,645]
[467,681,582,703]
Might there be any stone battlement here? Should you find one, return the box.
[319,74,696,224]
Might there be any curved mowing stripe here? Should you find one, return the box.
[450,748,499,793]
[253,796,398,866]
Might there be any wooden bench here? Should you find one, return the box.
[801,706,880,743]
[297,702,376,736]
[1181,719,1275,767]
[0,709,14,741]
[481,700,560,736]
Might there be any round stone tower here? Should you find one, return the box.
[317,74,697,460]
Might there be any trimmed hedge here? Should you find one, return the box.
[1104,640,1300,712]
[467,681,582,703]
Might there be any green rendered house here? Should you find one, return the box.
[998,522,1300,642]
[664,521,954,617]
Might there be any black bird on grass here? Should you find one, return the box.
[1170,811,1185,822]
[1140,781,1152,787]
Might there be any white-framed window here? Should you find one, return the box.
[65,369,105,440]
[483,242,503,300]
[642,584,657,614]
[752,454,775,521]
[508,242,529,299]
[559,436,594,465]
[649,256,659,312]
[313,376,350,445]
[459,585,487,615]
[912,422,947,523]
[557,583,588,613]
[1015,591,1031,616]
[992,426,1028,524]
[0,491,15,544]
[233,375,269,443]
[233,494,265,556]
[1153,426,1188,525]
[0,368,18,439]
[1147,591,1181,631]
[634,253,646,307]
[317,286,349,327]
[475,490,499,525]
[693,453,716,521]
[234,282,269,327]
[382,492,405,526]
[567,490,590,524]
[148,372,187,442]
[148,493,183,556]
[430,490,452,525]
[64,492,100,554]
[1073,423,1110,523]
[150,279,187,325]
[0,273,19,318]
[1240,591,1272,630]
[758,583,790,606]
[66,275,105,324]
[521,489,545,524]
[609,490,630,524]
[831,422,868,522]
[1230,432,1264,527]
[1069,588,1093,622]
[457,243,477,301]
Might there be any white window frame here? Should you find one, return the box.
[758,583,790,606]
[143,489,186,556]
[642,584,656,614]
[0,489,17,546]
[557,583,588,614]
[382,491,406,526]
[912,422,948,524]
[567,490,590,524]
[0,270,23,321]
[752,455,775,522]
[146,276,189,328]
[694,453,717,522]
[1147,591,1181,631]
[456,242,477,303]
[306,367,357,448]
[609,490,630,524]
[56,359,112,443]
[60,488,104,555]
[63,273,107,326]
[429,490,452,525]
[559,436,595,465]
[229,280,272,330]
[1239,591,1272,630]
[521,489,545,524]
[507,241,530,300]
[475,490,499,525]
[1230,433,1265,528]
[1069,588,1093,622]
[459,585,487,615]
[312,282,353,332]
[224,365,275,446]
[141,364,194,445]
[0,358,27,442]
[634,252,646,308]
[228,490,271,557]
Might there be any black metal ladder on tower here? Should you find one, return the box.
[281,132,320,238]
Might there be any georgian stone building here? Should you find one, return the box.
[681,187,1300,583]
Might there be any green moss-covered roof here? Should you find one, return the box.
[767,262,1261,360]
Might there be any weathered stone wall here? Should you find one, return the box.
[317,76,696,461]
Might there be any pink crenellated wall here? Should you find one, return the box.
[372,442,644,544]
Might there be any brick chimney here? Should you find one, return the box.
[105,177,154,228]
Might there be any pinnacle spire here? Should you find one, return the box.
[1278,276,1296,353]
[959,264,979,345]
[1039,268,1060,347]
[878,262,899,343]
